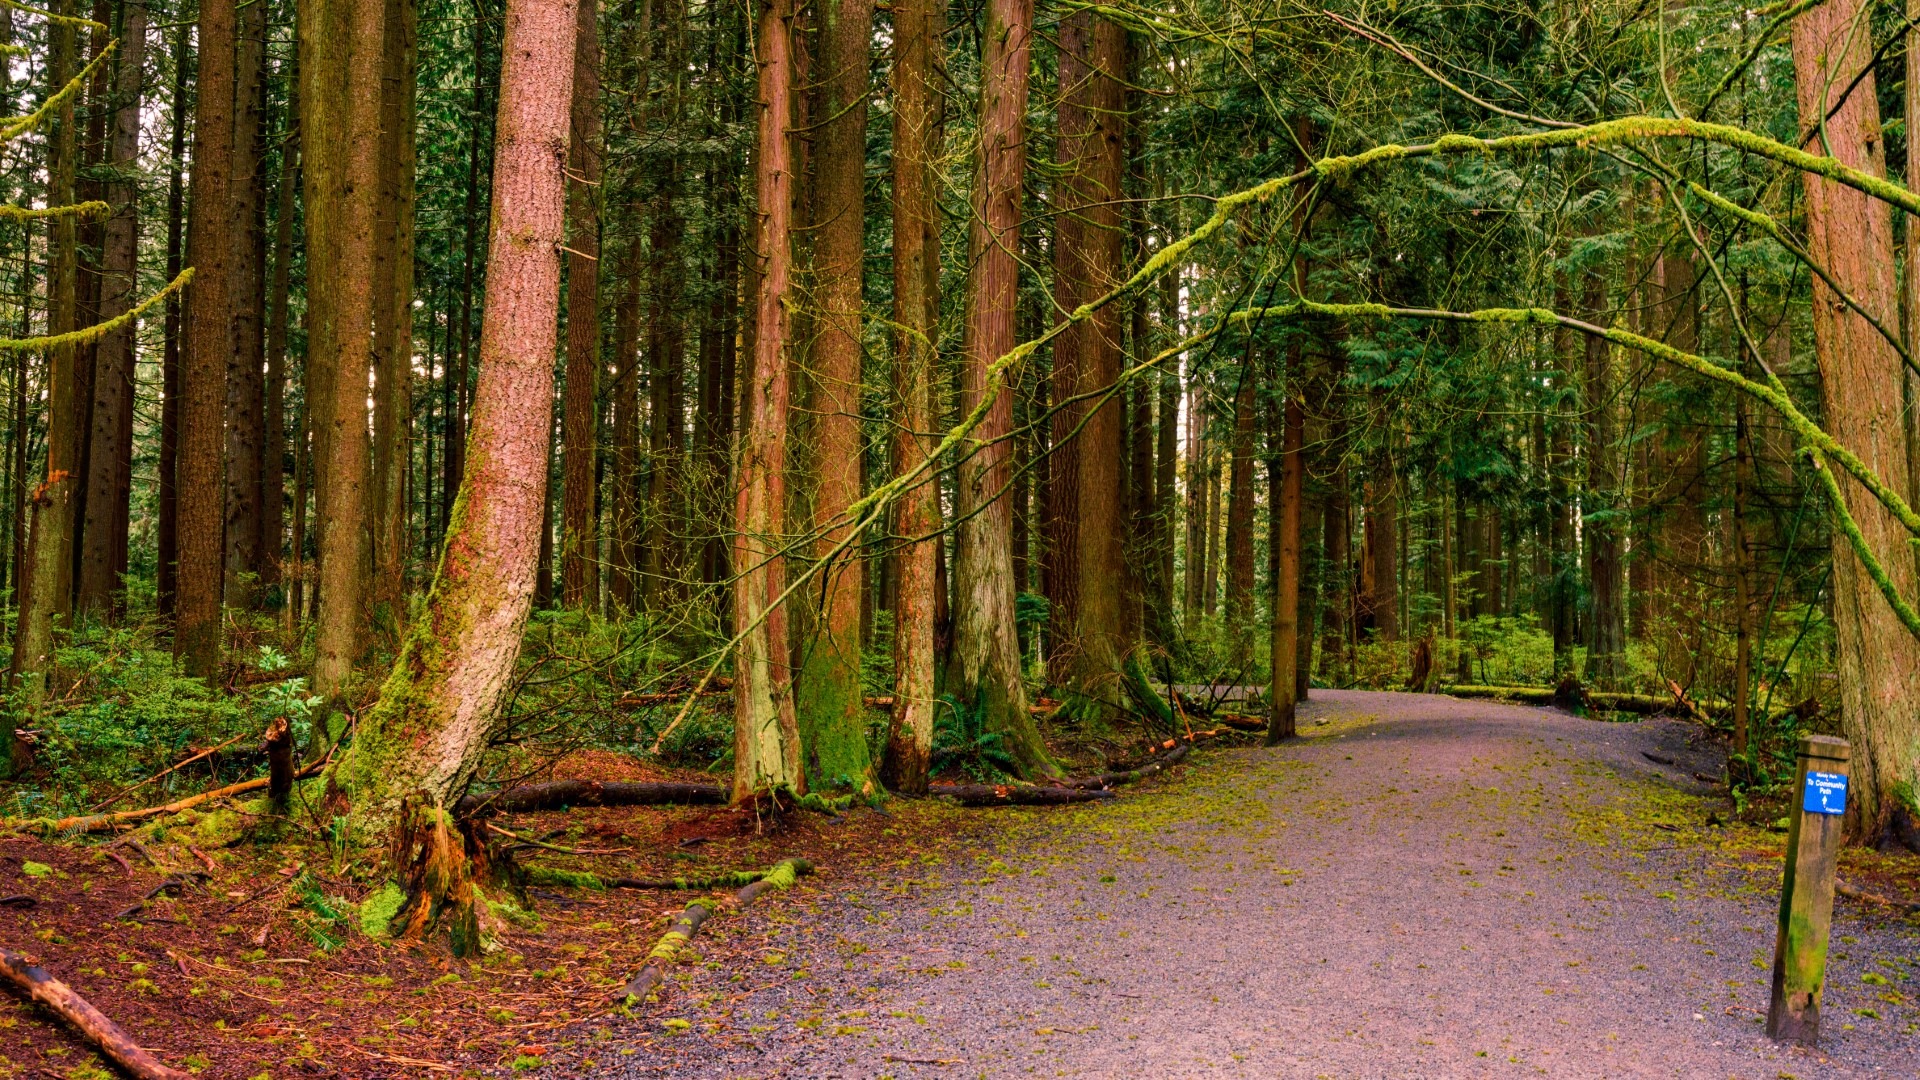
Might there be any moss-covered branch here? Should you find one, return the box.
[0,266,190,355]
[0,37,114,147]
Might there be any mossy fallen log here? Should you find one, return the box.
[1440,684,1694,715]
[0,947,192,1079]
[454,780,728,818]
[526,865,771,891]
[927,783,1117,806]
[619,858,814,1002]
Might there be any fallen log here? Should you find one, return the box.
[927,784,1117,807]
[1211,712,1267,733]
[87,733,247,812]
[525,865,770,891]
[43,762,326,835]
[1836,879,1920,913]
[454,780,728,818]
[1441,684,1686,715]
[1064,741,1192,790]
[619,859,814,1002]
[0,947,191,1079]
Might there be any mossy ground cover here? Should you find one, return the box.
[0,749,996,1080]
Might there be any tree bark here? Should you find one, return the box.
[1224,362,1256,630]
[311,0,389,702]
[76,0,145,619]
[1365,469,1399,642]
[263,59,300,594]
[223,0,268,604]
[1790,1,1920,841]
[158,22,189,619]
[793,0,876,791]
[731,0,805,801]
[175,0,236,676]
[559,0,601,608]
[370,0,418,621]
[881,0,940,795]
[1267,391,1303,742]
[952,0,1055,778]
[328,0,577,826]
[1581,268,1626,686]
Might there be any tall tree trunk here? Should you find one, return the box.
[1149,265,1178,645]
[329,0,577,827]
[76,0,146,619]
[1366,469,1399,642]
[311,0,389,702]
[1581,269,1626,686]
[1182,367,1206,620]
[224,0,268,604]
[559,0,601,608]
[1790,1,1920,841]
[9,0,82,768]
[952,0,1055,777]
[732,0,805,800]
[158,21,190,619]
[263,59,300,594]
[175,0,236,675]
[794,0,875,791]
[370,0,418,620]
[881,0,940,794]
[607,240,642,611]
[1549,313,1574,676]
[1224,364,1256,630]
[1267,387,1304,742]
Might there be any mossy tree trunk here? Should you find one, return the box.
[328,0,576,828]
[951,0,1056,779]
[794,0,875,793]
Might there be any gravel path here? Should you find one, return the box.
[555,690,1920,1079]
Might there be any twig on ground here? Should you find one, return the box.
[0,947,192,1079]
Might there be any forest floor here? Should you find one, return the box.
[541,691,1920,1079]
[3,691,1919,1078]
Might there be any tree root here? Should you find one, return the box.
[0,947,192,1079]
[453,780,728,818]
[618,858,814,1002]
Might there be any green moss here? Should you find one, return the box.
[357,882,407,940]
[192,809,246,848]
[525,866,606,890]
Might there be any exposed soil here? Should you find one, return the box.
[3,692,1918,1078]
[532,691,1920,1079]
[0,755,992,1079]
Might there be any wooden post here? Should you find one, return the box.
[1767,733,1850,1045]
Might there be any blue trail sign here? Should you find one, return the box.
[1802,772,1847,816]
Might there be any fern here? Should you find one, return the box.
[930,694,1018,782]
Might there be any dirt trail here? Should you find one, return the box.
[562,690,1920,1079]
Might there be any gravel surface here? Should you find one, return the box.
[544,690,1920,1078]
